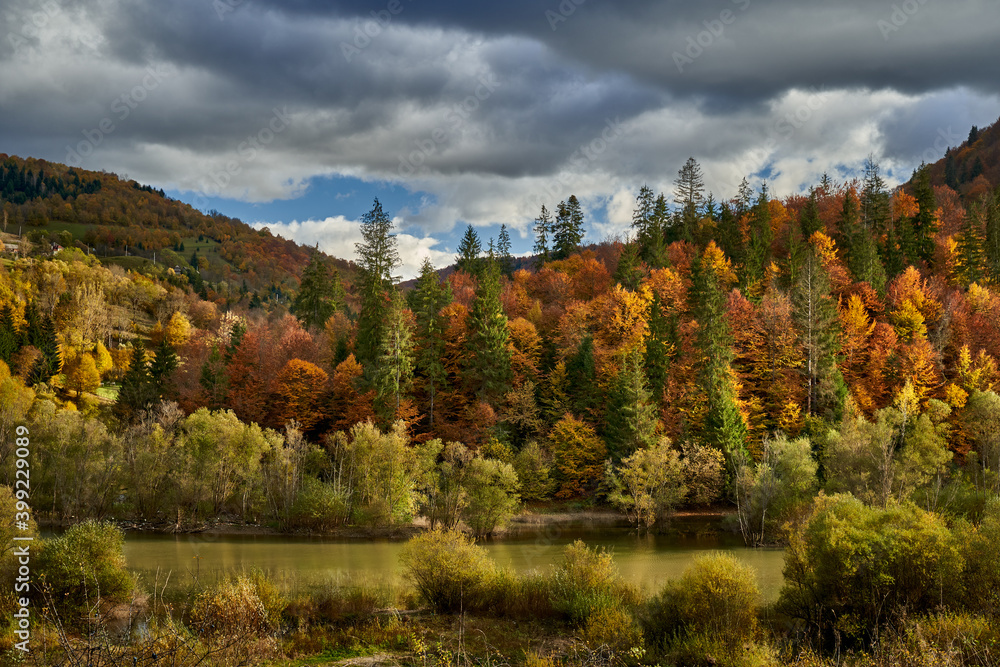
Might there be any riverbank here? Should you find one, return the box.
[39,505,737,540]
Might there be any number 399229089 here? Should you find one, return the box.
[14,425,31,521]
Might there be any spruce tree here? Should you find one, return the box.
[373,290,415,423]
[199,345,229,410]
[456,224,483,275]
[28,313,60,384]
[411,259,452,428]
[799,189,822,239]
[861,156,889,233]
[793,247,845,420]
[464,262,512,406]
[355,198,401,371]
[614,241,644,291]
[985,193,1000,284]
[497,224,514,276]
[674,157,705,242]
[148,336,178,398]
[644,291,673,406]
[0,305,19,364]
[956,203,985,286]
[604,348,659,461]
[691,253,747,460]
[566,335,598,419]
[742,187,773,297]
[533,205,553,262]
[293,250,344,330]
[911,165,938,263]
[553,195,585,260]
[116,344,155,416]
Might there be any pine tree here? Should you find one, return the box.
[646,194,669,265]
[632,185,659,261]
[116,344,155,416]
[691,253,746,459]
[456,225,483,275]
[674,157,705,243]
[293,250,344,330]
[956,203,985,286]
[742,187,773,297]
[911,165,938,263]
[841,190,887,293]
[0,305,19,364]
[861,155,889,233]
[373,290,414,423]
[566,335,598,419]
[717,203,743,268]
[604,348,659,461]
[356,198,401,371]
[985,193,1000,284]
[799,189,822,239]
[28,312,60,384]
[464,262,512,406]
[497,224,514,276]
[614,241,644,291]
[553,195,585,260]
[533,205,553,262]
[411,259,453,428]
[793,247,845,420]
[644,291,673,406]
[149,336,178,398]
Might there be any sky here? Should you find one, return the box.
[1,0,999,278]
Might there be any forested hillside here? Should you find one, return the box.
[1,121,1000,538]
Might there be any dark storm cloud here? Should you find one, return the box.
[0,0,997,240]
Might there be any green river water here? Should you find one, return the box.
[122,519,786,600]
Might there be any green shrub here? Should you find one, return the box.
[483,568,556,619]
[955,497,1000,617]
[582,606,644,654]
[399,529,495,613]
[36,520,136,627]
[285,576,391,628]
[643,552,760,653]
[549,540,638,624]
[665,631,778,667]
[291,477,349,531]
[778,494,963,643]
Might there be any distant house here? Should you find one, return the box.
[3,242,19,254]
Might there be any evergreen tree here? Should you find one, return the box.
[644,291,673,407]
[633,185,666,263]
[646,194,669,264]
[355,198,401,370]
[742,186,773,297]
[674,157,705,243]
[911,165,938,263]
[0,305,19,364]
[881,225,905,280]
[632,184,656,244]
[956,203,985,287]
[691,253,747,460]
[293,250,344,330]
[861,156,889,233]
[116,344,155,416]
[456,224,483,275]
[614,241,644,291]
[604,348,659,461]
[566,335,598,419]
[793,247,845,420]
[148,336,178,398]
[841,190,887,293]
[552,195,585,260]
[716,203,743,268]
[464,262,512,406]
[497,224,514,276]
[736,177,754,216]
[373,290,415,423]
[28,313,60,384]
[533,205,553,262]
[944,154,959,190]
[985,194,1000,284]
[799,189,822,239]
[411,259,453,428]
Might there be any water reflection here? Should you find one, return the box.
[124,518,786,600]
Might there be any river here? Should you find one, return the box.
[123,518,787,600]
